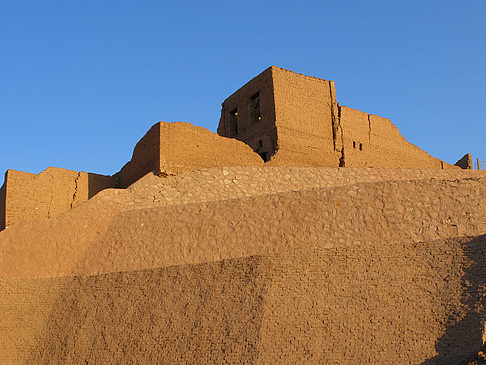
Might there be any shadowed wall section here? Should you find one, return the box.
[0,182,5,231]
[217,67,278,162]
[1,236,485,364]
[455,153,474,169]
[115,122,161,188]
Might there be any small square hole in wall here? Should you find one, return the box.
[353,141,356,149]
[359,143,363,151]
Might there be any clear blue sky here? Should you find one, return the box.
[1,0,485,185]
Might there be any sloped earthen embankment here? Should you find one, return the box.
[0,167,485,364]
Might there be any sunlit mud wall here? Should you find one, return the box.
[218,66,461,169]
[117,121,264,188]
[1,168,118,229]
[0,168,485,364]
[339,106,458,169]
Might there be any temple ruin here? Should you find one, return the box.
[1,67,486,364]
[0,67,473,230]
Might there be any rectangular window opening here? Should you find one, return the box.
[229,108,238,137]
[250,92,261,124]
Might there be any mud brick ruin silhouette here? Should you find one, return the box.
[1,67,485,364]
[0,67,473,230]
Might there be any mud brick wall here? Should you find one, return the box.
[1,167,485,363]
[340,106,459,169]
[218,67,278,161]
[2,168,118,229]
[270,67,341,166]
[117,121,263,188]
[1,237,485,364]
[218,67,464,170]
[157,122,263,175]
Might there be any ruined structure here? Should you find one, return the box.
[0,168,118,231]
[116,121,263,188]
[0,67,473,231]
[0,122,262,230]
[218,66,459,169]
[0,67,485,364]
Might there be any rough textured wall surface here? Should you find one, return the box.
[218,67,278,161]
[269,67,341,166]
[157,122,264,175]
[339,106,459,169]
[2,167,117,229]
[0,167,485,364]
[117,122,263,188]
[116,122,161,188]
[1,167,485,278]
[2,236,484,365]
[218,67,464,169]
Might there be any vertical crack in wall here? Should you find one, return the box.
[339,147,346,167]
[367,114,372,144]
[71,172,81,209]
[47,194,53,219]
[337,104,345,167]
[329,81,343,152]
[338,104,344,144]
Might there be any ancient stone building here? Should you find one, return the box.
[218,66,460,169]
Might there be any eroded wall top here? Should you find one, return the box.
[117,121,264,188]
[219,66,464,170]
